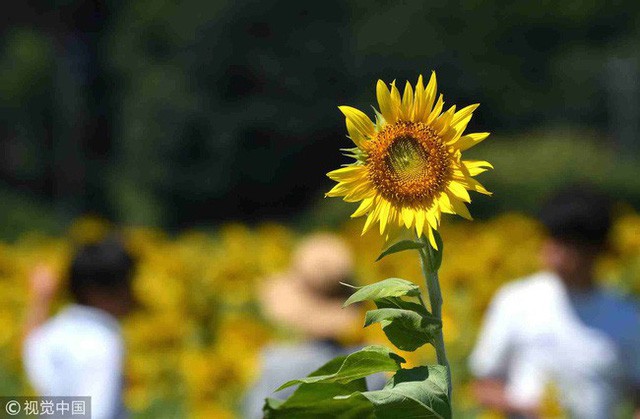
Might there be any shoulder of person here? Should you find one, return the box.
[493,271,558,306]
[65,325,124,369]
[43,307,122,350]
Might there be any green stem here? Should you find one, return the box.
[417,293,427,310]
[418,235,452,401]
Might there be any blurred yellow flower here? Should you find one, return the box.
[192,402,235,419]
[327,72,492,247]
[2,214,639,417]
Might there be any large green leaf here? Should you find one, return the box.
[376,239,425,261]
[384,365,448,393]
[343,278,420,307]
[264,354,374,418]
[276,346,404,391]
[263,382,374,419]
[308,354,350,377]
[337,365,451,419]
[364,307,442,351]
[266,361,451,419]
[374,296,429,314]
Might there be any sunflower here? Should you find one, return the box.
[326,72,492,248]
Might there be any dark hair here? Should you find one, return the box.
[69,237,135,304]
[538,184,612,248]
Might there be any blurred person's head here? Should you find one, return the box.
[260,232,359,341]
[290,233,354,299]
[69,237,136,317]
[538,184,612,288]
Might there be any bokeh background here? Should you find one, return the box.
[1,0,640,417]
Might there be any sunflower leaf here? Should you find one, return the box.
[275,346,405,391]
[343,278,420,307]
[364,308,442,351]
[263,384,374,419]
[376,239,426,261]
[264,348,384,417]
[264,359,372,419]
[336,365,451,419]
[374,296,430,315]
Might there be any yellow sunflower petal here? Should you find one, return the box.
[388,205,398,227]
[467,177,493,195]
[433,105,456,136]
[376,80,397,124]
[426,208,439,230]
[362,213,376,235]
[452,116,472,138]
[401,207,414,228]
[434,204,442,223]
[447,192,473,220]
[426,94,444,124]
[438,192,455,214]
[448,181,472,203]
[427,227,438,250]
[390,81,402,115]
[401,81,414,120]
[378,199,392,234]
[351,196,375,218]
[455,132,490,151]
[345,119,367,147]
[338,106,374,138]
[344,180,376,202]
[326,165,366,182]
[451,104,479,130]
[412,74,426,121]
[415,209,426,237]
[325,183,349,197]
[462,160,494,176]
[424,71,437,116]
[445,127,464,146]
[362,197,383,235]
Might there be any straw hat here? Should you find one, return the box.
[259,233,359,339]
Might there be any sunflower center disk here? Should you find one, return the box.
[368,122,450,207]
[387,136,430,183]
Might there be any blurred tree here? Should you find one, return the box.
[0,0,639,235]
[107,0,356,226]
[0,0,115,234]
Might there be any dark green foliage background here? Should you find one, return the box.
[1,0,639,238]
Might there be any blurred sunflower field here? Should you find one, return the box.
[0,212,639,418]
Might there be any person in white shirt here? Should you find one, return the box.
[23,238,136,419]
[469,185,640,419]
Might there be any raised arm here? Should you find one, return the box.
[23,265,59,341]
